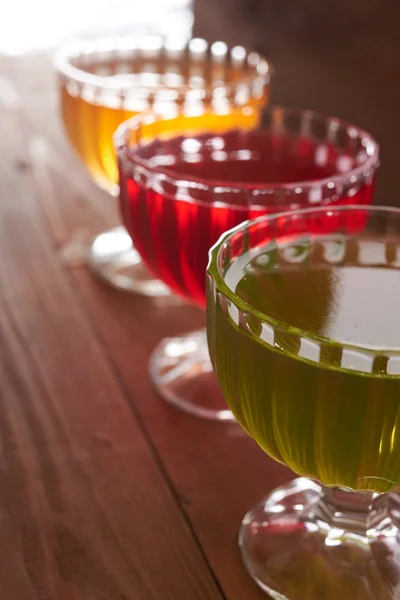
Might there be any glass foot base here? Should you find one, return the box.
[240,478,400,600]
[149,329,235,421]
[88,226,170,296]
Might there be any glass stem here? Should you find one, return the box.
[314,486,376,538]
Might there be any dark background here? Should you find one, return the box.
[193,0,400,205]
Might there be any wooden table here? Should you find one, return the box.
[1,15,399,594]
[0,51,291,600]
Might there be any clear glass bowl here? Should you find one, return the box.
[207,204,400,599]
[55,35,272,294]
[115,104,379,420]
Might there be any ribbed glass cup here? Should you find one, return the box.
[115,105,379,420]
[55,35,272,294]
[207,205,400,599]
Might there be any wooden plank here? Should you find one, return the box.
[194,5,399,208]
[0,106,225,599]
[30,139,290,600]
[20,54,292,599]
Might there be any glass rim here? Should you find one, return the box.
[54,35,272,95]
[207,204,400,360]
[114,105,379,200]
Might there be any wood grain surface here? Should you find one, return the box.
[0,50,291,599]
[194,0,400,208]
[0,96,228,600]
[1,4,399,596]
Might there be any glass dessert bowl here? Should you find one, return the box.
[115,104,379,420]
[207,204,400,599]
[55,35,271,294]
